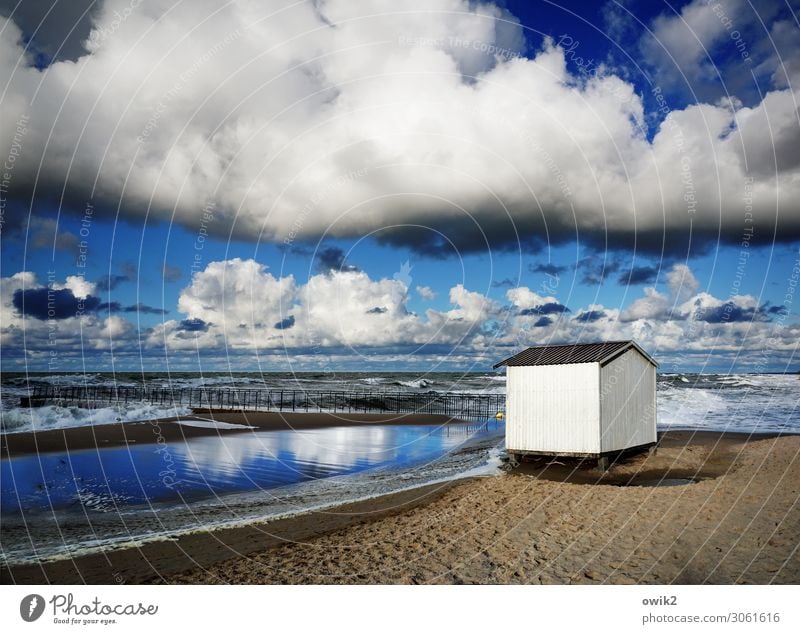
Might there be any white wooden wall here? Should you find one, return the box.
[506,363,601,454]
[599,349,657,453]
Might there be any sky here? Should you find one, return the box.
[0,0,798,373]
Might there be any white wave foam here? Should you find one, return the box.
[657,387,728,428]
[174,419,255,430]
[395,378,432,389]
[359,377,386,385]
[153,375,263,389]
[0,403,191,434]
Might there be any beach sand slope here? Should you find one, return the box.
[168,431,800,584]
[3,430,798,584]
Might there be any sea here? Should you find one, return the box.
[1,371,797,435]
[0,371,797,565]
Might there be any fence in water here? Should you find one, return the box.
[22,385,506,419]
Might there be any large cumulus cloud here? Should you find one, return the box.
[0,0,798,255]
[154,257,799,369]
[2,256,798,369]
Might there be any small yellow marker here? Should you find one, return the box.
[495,412,504,420]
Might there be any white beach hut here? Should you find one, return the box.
[494,340,658,467]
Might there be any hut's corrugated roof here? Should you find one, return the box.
[493,340,657,369]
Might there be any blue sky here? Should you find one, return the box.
[1,0,798,372]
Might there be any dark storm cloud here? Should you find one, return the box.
[519,302,570,316]
[576,256,622,285]
[618,265,659,285]
[369,214,793,258]
[178,318,209,332]
[95,274,129,292]
[274,315,295,329]
[574,310,606,323]
[373,223,544,259]
[529,262,568,275]
[699,303,769,324]
[123,303,168,315]
[34,297,169,316]
[533,316,552,327]
[315,246,358,273]
[13,287,100,320]
[0,0,101,65]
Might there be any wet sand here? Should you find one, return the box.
[1,411,467,456]
[3,429,799,584]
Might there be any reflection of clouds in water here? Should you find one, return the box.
[282,426,395,469]
[171,425,471,478]
[174,433,273,478]
[175,419,255,430]
[275,425,469,470]
[175,426,400,476]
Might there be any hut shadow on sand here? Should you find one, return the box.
[506,429,754,487]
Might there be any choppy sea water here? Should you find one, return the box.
[0,371,797,434]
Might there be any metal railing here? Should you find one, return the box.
[22,385,506,419]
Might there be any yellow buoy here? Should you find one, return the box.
[495,412,504,420]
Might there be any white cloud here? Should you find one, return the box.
[177,258,296,332]
[621,286,671,322]
[0,0,797,254]
[666,263,700,299]
[55,275,96,300]
[416,285,436,300]
[166,260,792,361]
[297,269,416,347]
[157,258,498,352]
[506,286,559,310]
[98,315,130,341]
[2,260,798,368]
[0,271,138,356]
[0,271,37,344]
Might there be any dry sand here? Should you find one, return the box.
[3,428,799,585]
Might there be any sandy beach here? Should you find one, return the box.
[3,424,798,585]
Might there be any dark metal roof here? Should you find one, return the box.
[493,340,658,369]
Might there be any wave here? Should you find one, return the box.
[0,402,191,434]
[359,377,387,386]
[153,375,264,389]
[5,373,106,387]
[393,378,433,389]
[2,372,796,434]
[656,381,797,433]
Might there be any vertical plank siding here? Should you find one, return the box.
[505,349,656,456]
[506,363,600,454]
[599,350,658,453]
